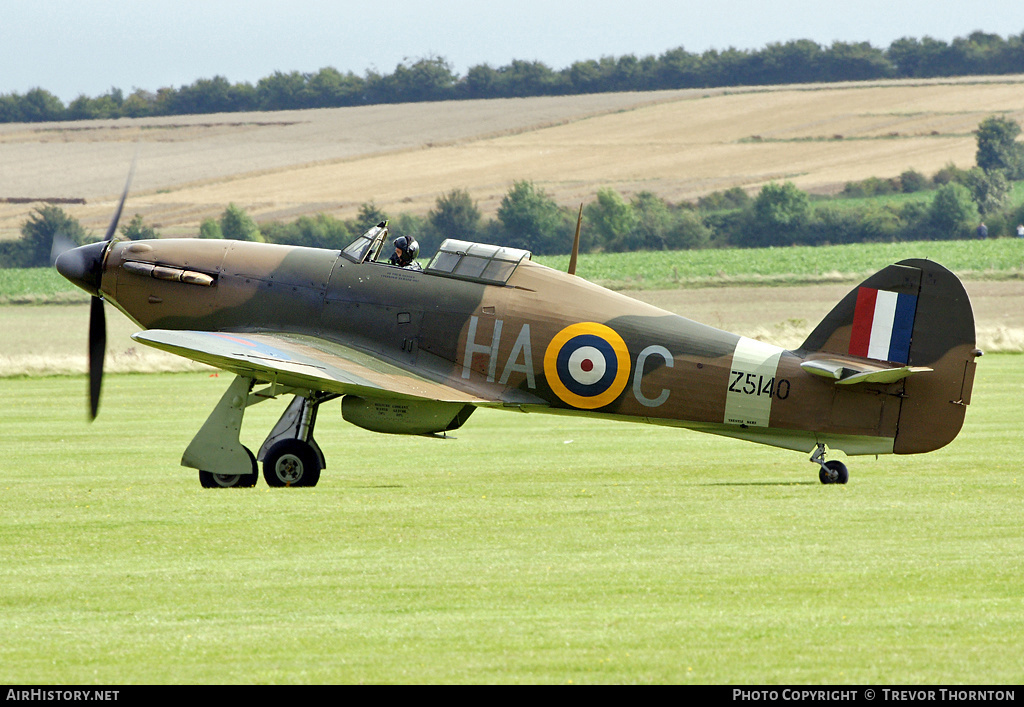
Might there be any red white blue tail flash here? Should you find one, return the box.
[849,287,918,364]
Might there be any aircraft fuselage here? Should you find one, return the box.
[97,238,940,457]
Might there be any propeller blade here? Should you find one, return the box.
[84,158,134,420]
[568,204,583,276]
[102,158,136,243]
[88,295,106,420]
[49,231,78,267]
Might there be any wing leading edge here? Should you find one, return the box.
[132,329,504,405]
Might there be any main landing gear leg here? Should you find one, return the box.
[183,376,336,489]
[258,393,336,488]
[184,375,259,489]
[810,442,849,485]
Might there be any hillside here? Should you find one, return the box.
[2,75,1023,238]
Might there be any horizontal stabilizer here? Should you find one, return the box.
[801,358,932,386]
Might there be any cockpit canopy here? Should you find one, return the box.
[341,222,390,264]
[425,240,531,285]
[340,223,532,286]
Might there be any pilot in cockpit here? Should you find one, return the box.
[389,236,422,270]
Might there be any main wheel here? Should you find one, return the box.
[818,460,849,485]
[199,447,259,488]
[263,439,321,487]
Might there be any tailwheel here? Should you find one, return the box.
[263,439,321,488]
[811,443,849,485]
[818,460,849,485]
[199,447,259,488]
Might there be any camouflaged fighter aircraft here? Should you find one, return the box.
[55,187,980,488]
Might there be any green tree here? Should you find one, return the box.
[656,47,703,89]
[759,40,825,84]
[584,188,638,251]
[899,169,929,193]
[629,191,677,250]
[199,218,223,239]
[859,204,904,242]
[665,209,712,250]
[120,214,159,240]
[121,89,157,118]
[18,88,65,122]
[172,76,254,114]
[388,57,457,102]
[823,41,891,81]
[975,115,1024,178]
[567,59,605,93]
[962,167,1010,216]
[931,161,968,186]
[953,31,1014,75]
[698,187,751,212]
[928,182,979,239]
[0,94,24,122]
[804,207,864,246]
[749,182,811,246]
[17,206,87,267]
[495,60,563,97]
[257,71,311,111]
[67,95,107,120]
[219,204,262,241]
[428,189,481,242]
[262,214,351,249]
[497,181,567,254]
[307,67,364,107]
[357,202,388,230]
[463,64,500,98]
[886,36,954,78]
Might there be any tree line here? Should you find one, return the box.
[4,117,1022,269]
[3,30,1024,123]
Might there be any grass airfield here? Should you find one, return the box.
[1,359,1021,684]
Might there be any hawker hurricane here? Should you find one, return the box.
[55,187,979,487]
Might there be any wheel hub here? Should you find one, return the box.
[274,454,304,484]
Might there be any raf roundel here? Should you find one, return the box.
[543,322,631,409]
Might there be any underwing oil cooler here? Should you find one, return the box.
[341,396,475,435]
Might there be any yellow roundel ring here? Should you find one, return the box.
[543,322,631,410]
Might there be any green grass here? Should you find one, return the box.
[0,358,1021,684]
[811,188,934,212]
[0,267,89,304]
[816,179,1024,214]
[539,238,1024,289]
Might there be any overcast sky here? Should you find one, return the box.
[3,0,1023,102]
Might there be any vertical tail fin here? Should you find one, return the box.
[799,259,979,454]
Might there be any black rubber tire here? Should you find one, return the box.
[199,447,259,488]
[819,460,849,485]
[263,439,321,488]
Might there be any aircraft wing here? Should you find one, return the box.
[132,329,509,405]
